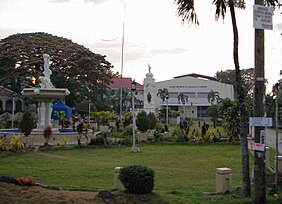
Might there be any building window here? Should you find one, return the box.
[197,106,209,117]
[182,92,196,98]
[0,100,2,113]
[16,100,23,112]
[168,92,178,98]
[6,100,12,113]
[197,92,209,98]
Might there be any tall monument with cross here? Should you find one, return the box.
[143,64,156,114]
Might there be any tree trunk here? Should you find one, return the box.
[229,1,251,197]
[254,0,266,202]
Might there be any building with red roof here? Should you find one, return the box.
[108,77,144,110]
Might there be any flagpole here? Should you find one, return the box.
[119,1,126,119]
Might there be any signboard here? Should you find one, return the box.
[253,5,273,30]
[248,142,265,152]
[249,117,273,127]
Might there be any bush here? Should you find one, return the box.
[147,112,157,129]
[19,110,34,136]
[136,111,150,133]
[123,124,133,136]
[89,133,108,145]
[172,126,188,143]
[10,134,24,150]
[0,137,9,151]
[43,126,53,146]
[119,165,155,194]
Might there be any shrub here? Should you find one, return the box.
[90,133,108,145]
[172,127,188,143]
[136,111,150,133]
[10,134,24,150]
[19,110,34,136]
[123,124,133,136]
[119,165,155,194]
[147,112,157,129]
[43,126,53,146]
[0,137,9,151]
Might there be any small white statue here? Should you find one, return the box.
[148,64,151,73]
[40,54,54,88]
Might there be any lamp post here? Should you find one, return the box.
[191,102,194,119]
[165,94,169,127]
[130,80,139,152]
[182,102,185,119]
[12,92,16,129]
[88,100,91,126]
[275,81,280,190]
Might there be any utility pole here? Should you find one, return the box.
[254,0,266,203]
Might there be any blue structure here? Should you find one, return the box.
[51,101,72,120]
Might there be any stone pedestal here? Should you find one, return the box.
[114,167,125,190]
[216,167,232,193]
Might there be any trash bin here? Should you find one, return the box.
[114,167,125,190]
[216,167,232,193]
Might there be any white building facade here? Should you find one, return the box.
[143,71,234,119]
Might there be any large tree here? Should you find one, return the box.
[175,0,250,196]
[0,32,114,108]
[215,68,255,96]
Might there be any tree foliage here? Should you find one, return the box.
[207,90,221,105]
[19,110,34,136]
[215,68,255,96]
[0,32,114,107]
[157,88,168,104]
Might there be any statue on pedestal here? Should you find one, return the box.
[39,54,54,88]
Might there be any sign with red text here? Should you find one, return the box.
[253,5,273,30]
[248,141,265,152]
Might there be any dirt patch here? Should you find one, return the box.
[0,182,102,204]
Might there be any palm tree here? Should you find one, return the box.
[178,92,189,118]
[157,88,168,104]
[174,0,250,197]
[207,90,220,105]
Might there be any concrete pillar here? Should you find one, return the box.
[114,167,125,190]
[276,156,282,173]
[216,168,232,193]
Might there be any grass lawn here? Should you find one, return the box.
[0,143,279,203]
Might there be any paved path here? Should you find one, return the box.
[265,128,282,153]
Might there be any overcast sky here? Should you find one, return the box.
[0,0,281,92]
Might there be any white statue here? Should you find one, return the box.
[40,54,54,88]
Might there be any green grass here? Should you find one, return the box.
[0,143,279,203]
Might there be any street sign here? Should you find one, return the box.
[253,4,273,30]
[249,117,273,127]
[248,141,265,152]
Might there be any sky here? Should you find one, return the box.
[0,0,281,92]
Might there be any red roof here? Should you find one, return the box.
[108,77,143,90]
